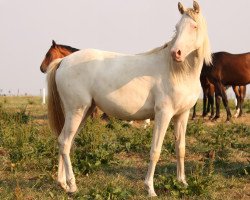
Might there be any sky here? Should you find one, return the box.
[0,0,249,97]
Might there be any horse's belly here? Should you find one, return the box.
[93,81,155,120]
[97,100,154,120]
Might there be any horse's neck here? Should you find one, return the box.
[163,46,203,85]
[59,47,79,57]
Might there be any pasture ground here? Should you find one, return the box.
[0,96,249,200]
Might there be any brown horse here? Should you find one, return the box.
[40,40,79,73]
[192,81,246,120]
[201,52,250,121]
[192,74,215,119]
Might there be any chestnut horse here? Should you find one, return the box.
[40,40,79,73]
[201,52,249,121]
[46,1,211,197]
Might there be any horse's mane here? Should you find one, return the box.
[58,44,79,53]
[197,12,212,66]
[137,43,169,55]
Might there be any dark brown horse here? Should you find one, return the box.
[192,74,215,119]
[192,81,246,120]
[201,52,249,121]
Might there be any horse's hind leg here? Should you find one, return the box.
[233,86,241,118]
[58,154,67,191]
[220,86,231,121]
[57,102,96,191]
[238,86,246,117]
[58,104,92,193]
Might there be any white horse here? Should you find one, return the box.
[47,1,211,197]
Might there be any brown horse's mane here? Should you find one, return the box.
[57,44,79,53]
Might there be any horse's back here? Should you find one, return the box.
[54,48,159,119]
[210,52,250,85]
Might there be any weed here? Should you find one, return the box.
[84,183,133,200]
[155,163,215,199]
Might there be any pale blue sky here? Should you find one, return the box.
[0,0,249,96]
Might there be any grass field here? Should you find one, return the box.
[0,96,249,200]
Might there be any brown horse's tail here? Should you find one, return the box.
[47,58,65,136]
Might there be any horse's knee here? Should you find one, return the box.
[150,150,160,163]
[176,144,185,158]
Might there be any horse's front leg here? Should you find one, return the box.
[173,110,189,186]
[208,93,215,118]
[144,109,172,197]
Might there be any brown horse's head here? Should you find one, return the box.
[40,40,79,73]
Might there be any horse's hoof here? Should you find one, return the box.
[66,181,78,194]
[178,178,188,188]
[58,182,69,191]
[148,190,157,197]
[212,116,219,121]
[182,181,188,188]
[145,181,157,197]
[66,186,78,194]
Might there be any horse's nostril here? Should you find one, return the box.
[177,50,181,56]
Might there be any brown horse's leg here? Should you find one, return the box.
[208,93,214,118]
[202,92,208,117]
[232,86,241,118]
[239,86,246,117]
[218,83,231,121]
[213,88,221,120]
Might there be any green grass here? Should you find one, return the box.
[0,96,249,199]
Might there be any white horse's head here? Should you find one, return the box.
[171,1,211,65]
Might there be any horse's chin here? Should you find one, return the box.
[173,57,184,62]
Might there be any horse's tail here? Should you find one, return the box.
[47,58,65,136]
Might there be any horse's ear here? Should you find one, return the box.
[52,40,56,47]
[193,1,200,13]
[178,2,186,15]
